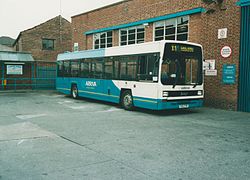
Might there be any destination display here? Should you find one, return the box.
[163,43,202,61]
[170,44,195,53]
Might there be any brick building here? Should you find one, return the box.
[13,16,72,62]
[70,0,250,112]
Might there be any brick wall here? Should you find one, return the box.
[14,16,72,62]
[71,0,241,110]
[200,0,241,110]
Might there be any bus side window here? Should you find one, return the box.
[63,61,71,77]
[79,59,85,78]
[104,57,113,79]
[89,61,95,78]
[148,54,159,77]
[70,60,79,77]
[119,55,137,81]
[94,58,103,79]
[84,60,90,78]
[137,53,159,81]
[82,59,91,78]
[57,61,63,77]
[137,55,147,80]
[127,55,137,80]
[113,57,120,80]
[80,58,92,78]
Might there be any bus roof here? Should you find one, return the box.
[57,40,202,61]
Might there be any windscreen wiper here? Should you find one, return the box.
[153,57,160,75]
[193,60,201,88]
[172,59,180,89]
[172,78,177,88]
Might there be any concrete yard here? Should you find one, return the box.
[0,91,249,180]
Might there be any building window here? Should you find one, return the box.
[42,39,55,50]
[120,25,145,46]
[93,31,112,49]
[154,16,189,41]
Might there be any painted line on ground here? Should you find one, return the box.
[16,114,47,120]
[57,100,74,104]
[96,107,122,113]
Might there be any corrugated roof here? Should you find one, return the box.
[0,36,15,46]
[0,44,14,51]
[0,51,34,62]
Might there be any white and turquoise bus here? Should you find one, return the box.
[56,40,203,110]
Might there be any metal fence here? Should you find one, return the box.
[0,62,56,90]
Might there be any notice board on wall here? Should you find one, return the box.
[6,65,23,75]
[222,64,236,84]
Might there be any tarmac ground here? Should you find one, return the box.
[0,90,249,180]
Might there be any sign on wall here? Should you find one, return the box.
[221,46,232,58]
[204,60,217,76]
[73,43,79,52]
[222,64,236,84]
[6,65,23,75]
[204,60,216,70]
[205,70,218,76]
[218,28,228,39]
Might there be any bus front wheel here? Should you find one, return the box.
[121,91,134,110]
[71,85,78,99]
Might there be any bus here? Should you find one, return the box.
[56,40,203,110]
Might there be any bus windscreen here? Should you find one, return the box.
[161,43,203,86]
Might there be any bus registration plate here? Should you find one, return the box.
[179,104,189,109]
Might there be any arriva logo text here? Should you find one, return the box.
[85,81,97,87]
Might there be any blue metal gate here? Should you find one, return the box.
[238,2,250,112]
[33,62,56,89]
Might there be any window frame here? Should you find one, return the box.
[93,31,113,49]
[153,16,189,42]
[42,38,55,50]
[119,25,145,46]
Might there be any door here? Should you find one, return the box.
[238,5,250,112]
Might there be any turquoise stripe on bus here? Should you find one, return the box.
[56,78,121,103]
[78,90,119,98]
[133,97,158,104]
[133,97,203,110]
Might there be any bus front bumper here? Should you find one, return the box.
[157,99,203,110]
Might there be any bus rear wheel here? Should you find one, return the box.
[121,91,134,110]
[71,85,78,99]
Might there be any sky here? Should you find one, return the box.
[0,0,122,39]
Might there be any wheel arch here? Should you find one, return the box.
[120,88,132,103]
[71,83,78,99]
[71,82,77,88]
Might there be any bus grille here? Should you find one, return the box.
[168,91,198,97]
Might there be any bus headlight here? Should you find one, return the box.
[197,91,203,96]
[163,91,169,97]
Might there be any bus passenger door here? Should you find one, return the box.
[58,61,71,94]
[103,57,120,103]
